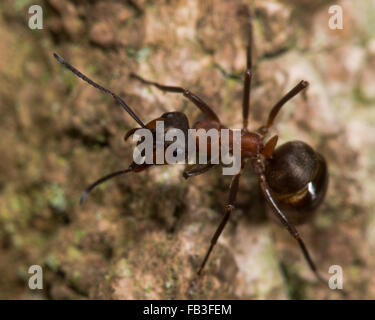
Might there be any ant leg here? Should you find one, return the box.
[80,167,134,205]
[183,163,217,179]
[242,17,253,131]
[259,80,309,135]
[188,172,241,296]
[258,173,326,283]
[130,73,220,123]
[242,48,252,131]
[53,53,146,129]
[196,172,241,276]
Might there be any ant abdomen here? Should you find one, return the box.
[265,141,328,225]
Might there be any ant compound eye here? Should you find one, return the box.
[164,112,175,118]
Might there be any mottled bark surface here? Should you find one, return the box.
[0,0,375,299]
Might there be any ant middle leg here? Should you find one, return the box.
[198,172,241,275]
[188,172,241,296]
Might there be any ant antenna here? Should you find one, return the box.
[53,53,146,129]
[80,167,134,205]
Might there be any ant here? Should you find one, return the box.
[53,13,329,290]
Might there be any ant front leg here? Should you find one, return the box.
[182,163,217,179]
[130,73,220,123]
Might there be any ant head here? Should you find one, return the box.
[124,111,190,142]
[160,112,190,133]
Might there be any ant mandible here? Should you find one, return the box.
[53,13,328,286]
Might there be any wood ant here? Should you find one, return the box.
[53,14,329,289]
